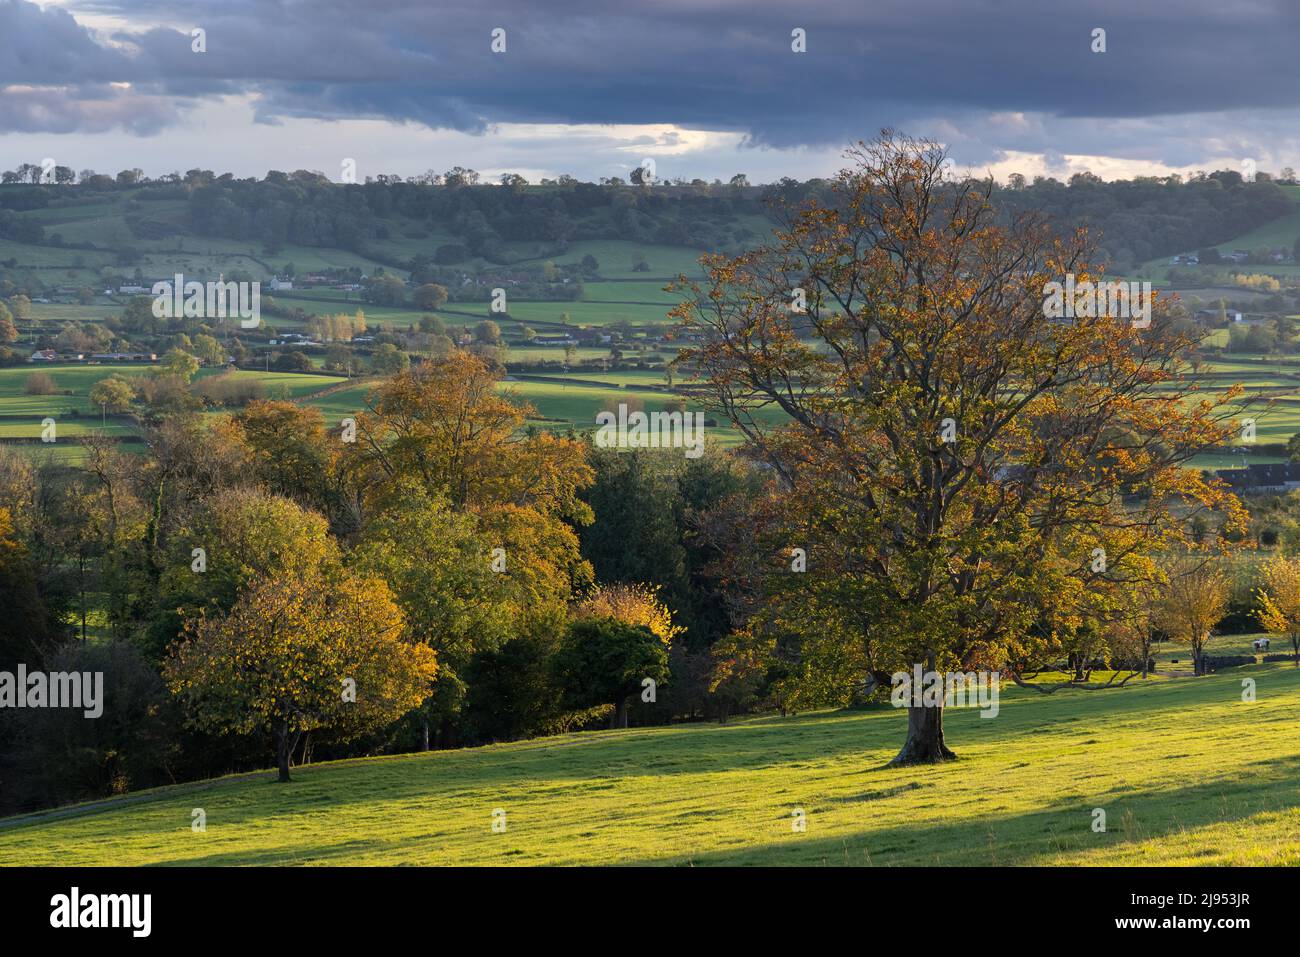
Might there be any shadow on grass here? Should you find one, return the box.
[130,750,1300,866]
[618,751,1300,866]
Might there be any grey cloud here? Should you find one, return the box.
[5,0,1300,171]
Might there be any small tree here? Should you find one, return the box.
[165,570,437,782]
[553,618,668,728]
[1109,572,1164,678]
[89,375,135,414]
[7,295,31,320]
[413,283,449,311]
[371,342,409,375]
[1155,552,1230,675]
[159,349,200,382]
[1257,552,1300,665]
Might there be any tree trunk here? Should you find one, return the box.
[889,703,957,766]
[275,723,292,783]
[1068,652,1085,682]
[610,698,629,729]
[420,715,431,751]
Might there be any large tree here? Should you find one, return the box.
[351,351,593,519]
[0,507,65,668]
[147,488,338,662]
[233,400,337,519]
[674,132,1243,765]
[165,570,436,782]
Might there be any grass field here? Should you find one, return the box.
[0,365,346,461]
[501,239,711,279]
[7,350,1300,461]
[501,300,673,327]
[0,365,340,414]
[300,381,378,424]
[1,657,1296,866]
[582,280,682,304]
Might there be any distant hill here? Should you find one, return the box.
[0,169,1293,298]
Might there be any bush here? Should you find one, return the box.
[192,371,266,408]
[462,635,564,744]
[272,350,314,372]
[1201,654,1256,671]
[24,372,58,395]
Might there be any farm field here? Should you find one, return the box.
[0,419,134,439]
[0,364,155,415]
[0,365,346,462]
[500,239,712,279]
[505,346,626,363]
[0,365,340,413]
[497,376,774,447]
[501,300,672,328]
[8,349,1300,461]
[1,657,1296,866]
[268,292,460,331]
[582,280,682,304]
[299,381,378,424]
[194,369,342,399]
[530,368,678,386]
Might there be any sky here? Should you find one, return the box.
[2,0,1299,184]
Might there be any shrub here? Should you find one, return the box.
[192,371,266,408]
[24,372,58,395]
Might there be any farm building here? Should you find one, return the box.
[1214,462,1300,493]
[89,353,158,363]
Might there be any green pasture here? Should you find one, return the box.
[1,658,1296,866]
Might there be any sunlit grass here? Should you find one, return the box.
[1,661,1296,866]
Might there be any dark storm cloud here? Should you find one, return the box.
[5,0,1300,156]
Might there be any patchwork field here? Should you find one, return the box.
[1,658,1296,866]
